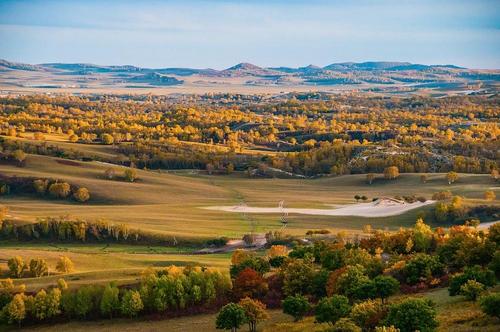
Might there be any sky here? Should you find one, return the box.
[0,0,499,69]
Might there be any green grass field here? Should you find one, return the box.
[1,153,497,240]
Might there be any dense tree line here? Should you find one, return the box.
[0,94,497,176]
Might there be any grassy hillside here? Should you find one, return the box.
[1,153,497,240]
[0,242,232,291]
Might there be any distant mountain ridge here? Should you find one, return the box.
[0,59,469,74]
[1,58,497,92]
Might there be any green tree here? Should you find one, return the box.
[120,290,143,317]
[100,284,120,318]
[373,275,399,303]
[238,297,269,332]
[29,258,49,278]
[282,295,311,322]
[215,303,247,332]
[459,280,485,301]
[384,298,438,332]
[315,295,351,324]
[7,256,26,278]
[281,258,315,296]
[335,265,370,299]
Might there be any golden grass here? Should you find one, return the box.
[0,153,497,239]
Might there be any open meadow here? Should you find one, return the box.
[1,152,497,240]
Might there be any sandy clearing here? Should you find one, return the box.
[478,220,499,230]
[203,200,435,218]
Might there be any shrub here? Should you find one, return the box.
[459,280,485,301]
[124,168,137,182]
[484,190,496,201]
[384,298,438,332]
[402,254,443,285]
[479,292,500,318]
[48,182,71,199]
[349,299,386,330]
[33,179,49,194]
[101,133,114,145]
[329,318,362,332]
[315,295,351,324]
[375,327,400,332]
[282,295,311,321]
[215,303,247,331]
[432,191,452,201]
[104,168,116,180]
[73,187,90,202]
[448,266,496,296]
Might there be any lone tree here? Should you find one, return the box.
[491,169,499,182]
[104,168,116,180]
[366,173,375,185]
[73,187,90,202]
[354,195,361,202]
[484,190,496,201]
[48,182,71,199]
[384,166,399,180]
[238,297,269,332]
[11,149,26,166]
[29,258,49,278]
[124,168,137,182]
[282,295,311,322]
[216,303,247,332]
[446,171,459,185]
[56,256,74,273]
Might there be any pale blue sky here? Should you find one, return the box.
[0,0,499,69]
